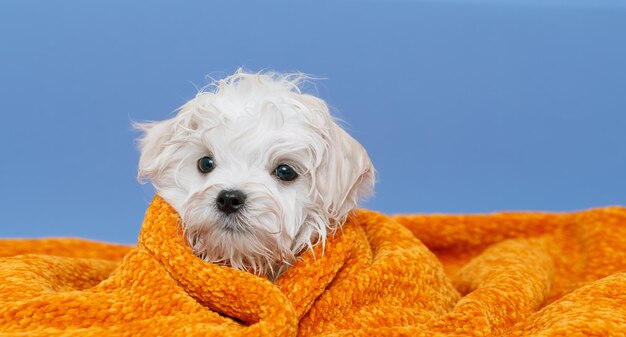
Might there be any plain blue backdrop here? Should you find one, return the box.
[1,1,625,244]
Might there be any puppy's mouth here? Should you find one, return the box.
[220,220,245,233]
[214,213,249,233]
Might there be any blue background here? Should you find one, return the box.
[1,1,625,244]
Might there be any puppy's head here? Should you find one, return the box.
[136,71,375,277]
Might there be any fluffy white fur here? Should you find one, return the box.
[136,70,375,279]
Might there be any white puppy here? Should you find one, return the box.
[136,71,375,280]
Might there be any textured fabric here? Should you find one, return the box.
[1,195,625,336]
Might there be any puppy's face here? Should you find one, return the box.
[137,72,374,278]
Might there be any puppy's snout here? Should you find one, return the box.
[216,190,246,215]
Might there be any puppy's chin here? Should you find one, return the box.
[184,218,296,278]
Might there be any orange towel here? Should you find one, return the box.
[1,195,625,336]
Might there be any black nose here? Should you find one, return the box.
[216,190,246,215]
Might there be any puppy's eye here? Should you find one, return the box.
[197,156,216,174]
[274,164,298,181]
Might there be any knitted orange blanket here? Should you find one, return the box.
[1,195,625,336]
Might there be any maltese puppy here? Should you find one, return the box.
[136,70,375,280]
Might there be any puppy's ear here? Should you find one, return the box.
[135,118,176,184]
[297,95,375,224]
[318,123,375,224]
